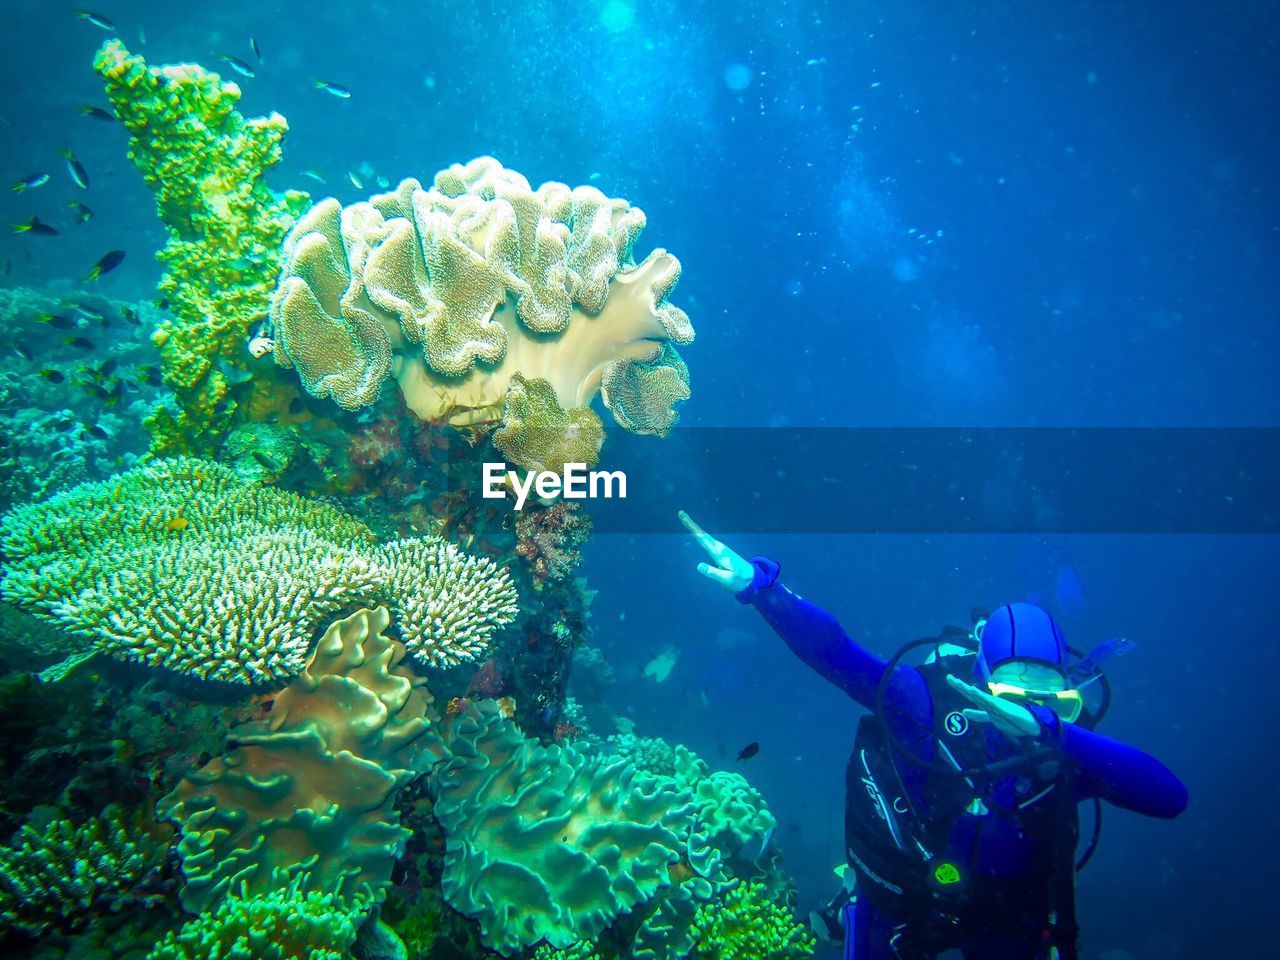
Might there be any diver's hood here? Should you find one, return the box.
[978,602,1068,676]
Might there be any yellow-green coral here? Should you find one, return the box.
[430,700,730,956]
[93,41,310,456]
[146,873,360,960]
[494,373,606,472]
[271,157,694,437]
[0,458,517,685]
[160,607,442,916]
[0,805,170,935]
[690,881,814,960]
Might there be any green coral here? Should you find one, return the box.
[690,881,814,960]
[0,458,517,686]
[145,874,359,960]
[430,700,732,956]
[493,373,605,473]
[93,40,310,456]
[0,804,170,935]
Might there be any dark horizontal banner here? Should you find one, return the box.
[473,428,1280,535]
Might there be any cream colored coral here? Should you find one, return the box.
[379,537,521,668]
[1,459,517,686]
[270,157,694,429]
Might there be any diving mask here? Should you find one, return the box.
[986,681,1084,723]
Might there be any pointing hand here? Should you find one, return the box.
[679,510,754,593]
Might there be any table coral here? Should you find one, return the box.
[160,607,443,916]
[270,157,694,469]
[0,458,516,686]
[92,41,310,456]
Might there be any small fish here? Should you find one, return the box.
[165,517,189,532]
[36,312,74,329]
[736,741,760,761]
[300,169,327,184]
[63,336,95,350]
[84,423,110,441]
[40,368,66,384]
[68,201,94,223]
[62,147,89,189]
[313,79,352,99]
[250,37,262,62]
[52,416,77,433]
[219,54,256,79]
[11,173,49,193]
[83,249,125,281]
[97,358,119,376]
[12,215,59,236]
[75,10,116,32]
[10,342,33,361]
[137,365,164,387]
[79,105,116,122]
[288,396,305,415]
[348,170,363,189]
[70,303,107,323]
[251,451,276,469]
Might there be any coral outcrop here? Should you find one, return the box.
[0,804,170,935]
[145,873,360,960]
[0,459,517,685]
[688,881,815,960]
[93,40,310,455]
[270,157,694,467]
[159,607,442,914]
[429,700,732,956]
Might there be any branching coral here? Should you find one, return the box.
[515,500,594,586]
[145,873,360,960]
[430,700,730,956]
[0,458,516,685]
[0,804,170,935]
[270,157,694,467]
[160,607,443,915]
[689,881,814,960]
[93,40,310,456]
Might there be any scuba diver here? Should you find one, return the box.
[679,511,1187,960]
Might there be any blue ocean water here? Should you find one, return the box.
[1,2,1277,958]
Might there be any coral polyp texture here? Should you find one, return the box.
[0,804,170,935]
[160,607,443,916]
[146,873,360,960]
[689,880,815,960]
[0,458,517,685]
[93,40,310,455]
[269,156,694,452]
[429,699,733,957]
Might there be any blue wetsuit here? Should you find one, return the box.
[736,558,1187,960]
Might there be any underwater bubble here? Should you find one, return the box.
[785,278,805,297]
[599,0,636,33]
[723,62,753,91]
[892,256,919,283]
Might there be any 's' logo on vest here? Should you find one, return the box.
[944,711,970,736]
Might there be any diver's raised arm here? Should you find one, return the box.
[679,510,900,708]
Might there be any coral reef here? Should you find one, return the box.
[689,881,814,960]
[270,156,694,466]
[145,874,360,960]
[1,459,517,685]
[160,607,442,916]
[92,40,310,456]
[493,373,605,474]
[516,501,594,587]
[0,805,170,936]
[429,700,731,956]
[0,287,165,511]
